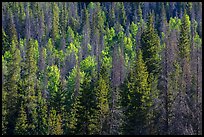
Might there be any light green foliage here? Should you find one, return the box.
[104,27,116,43]
[33,40,39,61]
[56,50,65,65]
[67,43,78,55]
[87,43,92,53]
[67,66,85,92]
[19,38,25,56]
[4,51,12,64]
[80,55,96,76]
[47,39,54,53]
[87,2,95,10]
[47,65,60,108]
[101,54,112,71]
[67,26,75,43]
[169,17,181,31]
[124,36,134,57]
[66,66,85,112]
[130,22,138,37]
[102,27,116,71]
[194,33,202,48]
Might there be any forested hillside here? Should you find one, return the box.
[2,2,202,135]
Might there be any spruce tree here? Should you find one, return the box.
[141,13,161,76]
[48,108,63,135]
[14,103,28,135]
[121,49,151,135]
[22,39,38,135]
[178,10,191,63]
[6,40,22,135]
[96,64,110,134]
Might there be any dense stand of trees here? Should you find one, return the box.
[2,2,202,135]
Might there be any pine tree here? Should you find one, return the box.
[141,13,161,76]
[178,10,191,63]
[47,65,63,113]
[52,3,60,43]
[96,64,110,134]
[75,56,98,134]
[22,38,38,135]
[14,103,28,135]
[46,39,55,66]
[6,9,18,45]
[36,86,48,135]
[2,28,10,54]
[48,108,63,135]
[121,49,151,135]
[6,39,22,135]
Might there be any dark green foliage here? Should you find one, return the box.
[6,40,22,135]
[141,13,161,76]
[14,103,28,135]
[178,10,191,62]
[2,2,202,135]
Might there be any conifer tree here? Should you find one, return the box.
[47,65,63,113]
[121,49,151,135]
[48,108,63,135]
[96,64,110,134]
[6,40,22,135]
[178,10,191,63]
[14,103,28,135]
[141,13,161,76]
[22,39,38,135]
[36,87,48,135]
[52,3,60,43]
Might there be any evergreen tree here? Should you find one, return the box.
[6,40,22,135]
[22,39,38,135]
[122,50,152,134]
[36,86,48,135]
[178,10,191,63]
[1,2,202,135]
[47,65,63,113]
[96,64,110,134]
[52,3,60,43]
[48,108,63,135]
[14,103,28,135]
[141,13,161,76]
[75,56,98,134]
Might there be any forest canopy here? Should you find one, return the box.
[2,2,202,135]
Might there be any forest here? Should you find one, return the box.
[1,2,202,135]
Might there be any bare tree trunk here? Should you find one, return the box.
[165,45,168,135]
